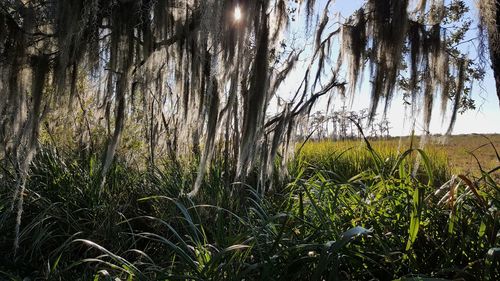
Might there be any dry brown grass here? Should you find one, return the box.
[380,134,499,176]
[426,134,500,178]
[381,134,499,180]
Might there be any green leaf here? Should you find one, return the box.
[479,221,486,238]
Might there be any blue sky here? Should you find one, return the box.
[275,0,500,135]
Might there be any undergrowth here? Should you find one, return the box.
[0,140,499,280]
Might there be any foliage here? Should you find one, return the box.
[0,1,497,280]
[0,139,498,280]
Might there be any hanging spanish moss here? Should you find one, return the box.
[338,0,467,137]
[478,0,500,106]
[341,8,367,97]
[446,58,467,135]
[0,0,481,254]
[367,0,409,119]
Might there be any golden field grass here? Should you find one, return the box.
[298,134,500,181]
[396,134,499,177]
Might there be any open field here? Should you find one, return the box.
[299,134,500,180]
[428,134,500,176]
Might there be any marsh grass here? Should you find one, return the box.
[296,138,451,185]
[0,138,498,280]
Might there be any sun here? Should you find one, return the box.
[234,5,242,22]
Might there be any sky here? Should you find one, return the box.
[275,0,500,136]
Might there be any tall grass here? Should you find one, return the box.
[0,141,498,280]
[296,138,451,185]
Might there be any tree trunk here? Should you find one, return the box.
[489,1,500,106]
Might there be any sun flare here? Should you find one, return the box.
[234,5,242,22]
